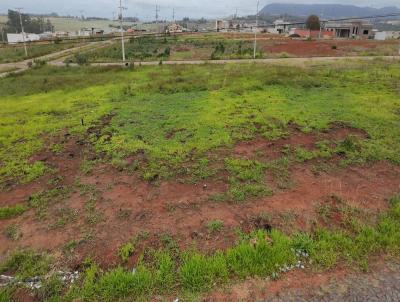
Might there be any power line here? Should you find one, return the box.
[253,0,259,59]
[79,10,85,20]
[155,4,159,23]
[118,0,127,62]
[155,3,159,33]
[16,7,28,57]
[10,12,399,48]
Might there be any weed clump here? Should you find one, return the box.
[206,220,224,233]
[225,158,271,202]
[0,250,51,280]
[0,204,27,220]
[118,242,135,263]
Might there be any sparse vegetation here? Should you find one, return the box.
[0,192,399,299]
[0,42,81,64]
[1,49,400,301]
[0,204,27,220]
[206,219,224,233]
[225,158,271,202]
[3,225,21,240]
[1,62,400,189]
[0,250,51,280]
[118,242,135,263]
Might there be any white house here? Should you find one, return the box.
[7,33,40,44]
[375,31,400,40]
[268,19,291,34]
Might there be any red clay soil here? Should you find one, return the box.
[234,122,367,159]
[204,256,394,302]
[259,39,398,57]
[0,135,85,207]
[204,268,347,302]
[0,125,399,269]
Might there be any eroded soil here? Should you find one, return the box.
[1,124,399,270]
[205,258,400,302]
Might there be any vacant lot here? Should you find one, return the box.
[72,33,400,62]
[0,42,84,63]
[0,60,400,301]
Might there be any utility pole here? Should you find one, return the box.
[118,0,126,62]
[79,10,85,20]
[319,21,323,40]
[16,8,28,57]
[155,4,159,33]
[234,8,238,33]
[319,11,324,39]
[0,23,5,43]
[253,0,259,59]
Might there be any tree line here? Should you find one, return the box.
[4,9,54,35]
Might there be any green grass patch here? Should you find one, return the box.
[225,158,271,202]
[0,42,81,64]
[0,204,27,220]
[28,186,70,220]
[1,61,400,197]
[206,219,224,233]
[118,242,135,263]
[0,250,51,280]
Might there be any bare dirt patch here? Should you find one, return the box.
[260,39,399,57]
[1,161,398,267]
[205,257,400,302]
[1,124,399,269]
[234,122,367,159]
[0,135,84,208]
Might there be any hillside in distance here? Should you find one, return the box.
[260,3,400,19]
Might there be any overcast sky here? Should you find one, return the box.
[0,1,399,20]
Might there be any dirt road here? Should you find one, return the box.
[0,38,117,78]
[1,41,399,79]
[48,55,400,68]
[264,261,400,302]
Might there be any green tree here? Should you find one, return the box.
[6,10,53,34]
[305,15,321,31]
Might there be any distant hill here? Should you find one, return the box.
[260,3,400,19]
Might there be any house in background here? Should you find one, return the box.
[78,28,105,37]
[166,23,186,34]
[7,33,40,44]
[375,31,400,40]
[216,20,228,32]
[289,28,334,39]
[325,21,373,39]
[269,19,291,34]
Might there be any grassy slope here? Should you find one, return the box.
[1,60,400,188]
[0,60,400,300]
[0,42,82,63]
